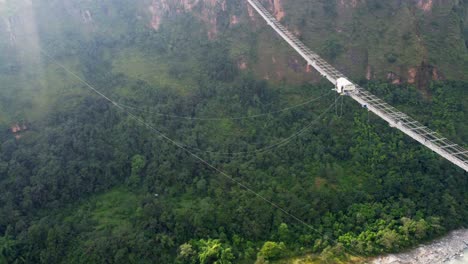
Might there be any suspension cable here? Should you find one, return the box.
[40,48,364,259]
[177,98,337,156]
[118,91,332,121]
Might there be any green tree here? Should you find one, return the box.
[0,236,17,263]
[378,229,401,252]
[277,223,291,244]
[128,154,146,187]
[177,243,196,264]
[258,241,286,261]
[198,239,234,264]
[319,244,346,263]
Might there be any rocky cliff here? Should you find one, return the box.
[1,0,467,88]
[145,0,468,88]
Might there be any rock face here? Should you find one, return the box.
[335,0,440,12]
[1,0,466,85]
[148,0,228,38]
[147,0,284,35]
[10,122,28,139]
[265,0,285,21]
[372,229,468,264]
[416,0,434,12]
[144,0,466,86]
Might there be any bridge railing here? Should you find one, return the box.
[248,0,345,82]
[247,0,468,172]
[352,87,468,170]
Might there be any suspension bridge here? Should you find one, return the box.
[247,0,468,172]
[37,3,467,253]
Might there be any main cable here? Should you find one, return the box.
[182,99,337,156]
[39,49,364,259]
[118,91,332,121]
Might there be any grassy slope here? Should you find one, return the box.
[112,48,198,96]
[60,187,141,261]
[274,0,468,81]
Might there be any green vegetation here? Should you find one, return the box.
[258,241,287,261]
[280,0,468,80]
[0,0,466,263]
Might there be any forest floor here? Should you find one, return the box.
[371,229,468,264]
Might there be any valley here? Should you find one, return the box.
[0,0,466,263]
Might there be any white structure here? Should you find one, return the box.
[247,0,468,172]
[336,78,356,94]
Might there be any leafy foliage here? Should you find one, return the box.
[0,1,466,264]
[258,241,287,260]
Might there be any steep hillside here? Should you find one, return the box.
[1,0,467,88]
[1,0,466,126]
[0,1,466,263]
[147,0,468,85]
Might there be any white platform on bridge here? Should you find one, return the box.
[247,0,468,172]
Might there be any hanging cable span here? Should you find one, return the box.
[179,98,337,156]
[39,48,364,259]
[247,0,468,172]
[117,91,332,121]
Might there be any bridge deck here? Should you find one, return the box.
[247,0,468,172]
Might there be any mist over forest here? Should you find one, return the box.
[0,0,467,263]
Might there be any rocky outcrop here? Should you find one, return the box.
[230,15,239,25]
[264,0,285,21]
[408,67,418,84]
[335,0,435,12]
[148,0,227,38]
[416,0,434,12]
[372,229,468,264]
[237,58,248,70]
[366,65,373,80]
[10,122,28,139]
[2,0,460,86]
[147,0,285,33]
[387,71,401,85]
[385,63,442,89]
[149,0,170,30]
[247,4,256,20]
